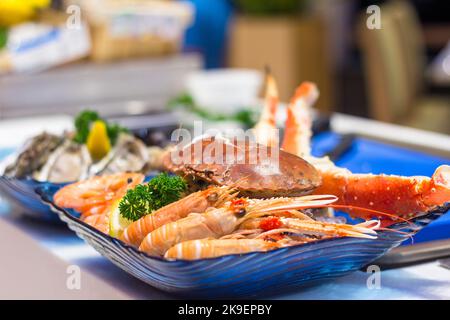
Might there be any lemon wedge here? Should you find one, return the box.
[109,199,133,238]
[86,120,111,161]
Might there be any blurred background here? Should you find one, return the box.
[0,0,449,134]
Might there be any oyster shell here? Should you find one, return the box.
[89,133,149,176]
[3,132,64,178]
[145,146,168,172]
[3,130,168,182]
[34,140,92,183]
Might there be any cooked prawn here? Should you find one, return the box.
[83,213,109,234]
[239,210,313,230]
[164,216,380,260]
[247,216,380,239]
[164,239,279,260]
[80,203,110,218]
[121,186,238,247]
[54,173,144,212]
[139,195,338,256]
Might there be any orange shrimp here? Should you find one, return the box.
[80,200,117,234]
[120,186,238,247]
[80,203,110,218]
[139,195,338,256]
[241,216,379,239]
[164,216,379,260]
[164,239,279,260]
[83,213,109,234]
[54,173,144,212]
[253,72,279,147]
[239,210,313,230]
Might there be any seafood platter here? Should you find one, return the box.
[0,110,171,222]
[3,75,450,297]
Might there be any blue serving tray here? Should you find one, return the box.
[36,182,449,297]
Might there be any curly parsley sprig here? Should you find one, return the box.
[119,173,187,221]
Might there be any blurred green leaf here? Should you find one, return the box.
[168,93,258,128]
[0,27,8,49]
[231,0,308,15]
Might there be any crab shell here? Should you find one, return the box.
[163,137,321,197]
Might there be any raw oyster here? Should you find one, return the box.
[145,146,168,172]
[34,140,92,183]
[3,132,64,178]
[89,133,149,175]
[3,130,168,182]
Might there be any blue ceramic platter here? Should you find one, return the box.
[36,183,449,298]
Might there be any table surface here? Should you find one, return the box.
[0,114,450,300]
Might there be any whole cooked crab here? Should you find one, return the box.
[162,136,322,197]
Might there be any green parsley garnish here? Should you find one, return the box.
[73,110,128,145]
[119,173,187,221]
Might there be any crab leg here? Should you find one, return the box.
[281,82,319,157]
[253,72,279,147]
[313,165,450,222]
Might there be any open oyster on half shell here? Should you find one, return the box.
[3,132,166,183]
